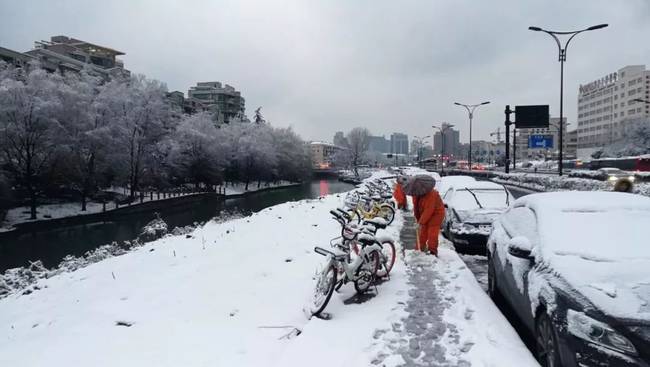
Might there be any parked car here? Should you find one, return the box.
[487,191,650,366]
[436,175,476,195]
[441,181,513,253]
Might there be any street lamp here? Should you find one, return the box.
[433,124,454,174]
[528,23,608,176]
[454,101,490,171]
[413,135,431,167]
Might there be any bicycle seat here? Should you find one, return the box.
[364,217,388,229]
[357,232,377,246]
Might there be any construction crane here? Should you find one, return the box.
[489,128,503,143]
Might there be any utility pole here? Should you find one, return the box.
[529,23,608,175]
[505,105,514,174]
[454,101,490,171]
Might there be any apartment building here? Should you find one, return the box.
[390,133,409,155]
[24,35,129,77]
[188,82,246,124]
[577,65,650,159]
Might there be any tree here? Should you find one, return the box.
[100,75,172,199]
[0,63,65,219]
[56,71,110,211]
[169,112,226,189]
[346,127,370,176]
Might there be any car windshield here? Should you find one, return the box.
[451,189,510,210]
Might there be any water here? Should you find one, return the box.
[0,179,353,272]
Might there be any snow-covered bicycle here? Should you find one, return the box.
[309,212,384,317]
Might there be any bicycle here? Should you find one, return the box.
[309,212,383,317]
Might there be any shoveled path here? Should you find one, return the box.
[369,210,470,366]
[366,209,537,366]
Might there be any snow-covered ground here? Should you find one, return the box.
[0,181,299,232]
[0,172,536,366]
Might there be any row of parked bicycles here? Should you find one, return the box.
[309,178,398,317]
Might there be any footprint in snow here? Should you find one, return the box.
[230,309,239,317]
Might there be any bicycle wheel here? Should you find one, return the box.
[354,251,379,293]
[379,204,395,225]
[376,240,396,278]
[311,264,337,317]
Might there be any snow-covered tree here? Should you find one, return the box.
[0,63,65,219]
[169,112,226,189]
[99,75,172,199]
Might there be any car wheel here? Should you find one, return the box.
[535,311,561,367]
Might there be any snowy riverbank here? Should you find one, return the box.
[0,173,535,366]
[0,180,300,232]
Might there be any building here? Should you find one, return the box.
[188,82,246,124]
[368,135,390,153]
[577,65,650,159]
[0,46,34,67]
[24,35,129,77]
[166,91,209,116]
[310,142,344,169]
[333,131,347,147]
[433,124,460,158]
[515,117,568,160]
[566,129,578,159]
[390,133,409,155]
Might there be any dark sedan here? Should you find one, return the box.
[487,191,650,366]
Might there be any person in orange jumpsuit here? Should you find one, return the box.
[413,188,445,256]
[393,177,407,209]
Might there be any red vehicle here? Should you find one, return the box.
[588,155,650,172]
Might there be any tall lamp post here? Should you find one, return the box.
[528,23,608,176]
[413,135,431,167]
[454,101,490,170]
[433,124,454,174]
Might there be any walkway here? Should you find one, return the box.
[367,209,536,366]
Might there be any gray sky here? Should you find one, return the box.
[1,0,649,144]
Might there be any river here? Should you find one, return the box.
[0,179,354,272]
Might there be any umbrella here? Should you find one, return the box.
[403,174,435,196]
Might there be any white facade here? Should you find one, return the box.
[577,65,650,159]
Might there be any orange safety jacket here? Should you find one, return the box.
[393,183,406,207]
[413,190,445,227]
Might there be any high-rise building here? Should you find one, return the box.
[24,35,129,77]
[390,133,409,155]
[577,65,650,159]
[333,131,347,147]
[368,135,390,153]
[433,124,460,158]
[188,82,246,124]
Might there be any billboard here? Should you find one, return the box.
[528,134,554,149]
[515,105,549,128]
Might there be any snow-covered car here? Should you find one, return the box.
[487,191,650,366]
[441,181,513,253]
[436,175,476,195]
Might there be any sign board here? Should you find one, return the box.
[528,134,554,149]
[515,105,549,128]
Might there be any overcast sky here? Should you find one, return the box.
[1,0,649,144]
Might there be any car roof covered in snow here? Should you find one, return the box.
[456,181,505,191]
[514,191,650,213]
[438,175,476,192]
[513,191,650,320]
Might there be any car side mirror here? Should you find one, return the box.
[507,236,534,260]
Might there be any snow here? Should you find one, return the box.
[0,170,536,366]
[516,191,650,320]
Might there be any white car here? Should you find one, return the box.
[440,180,513,253]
